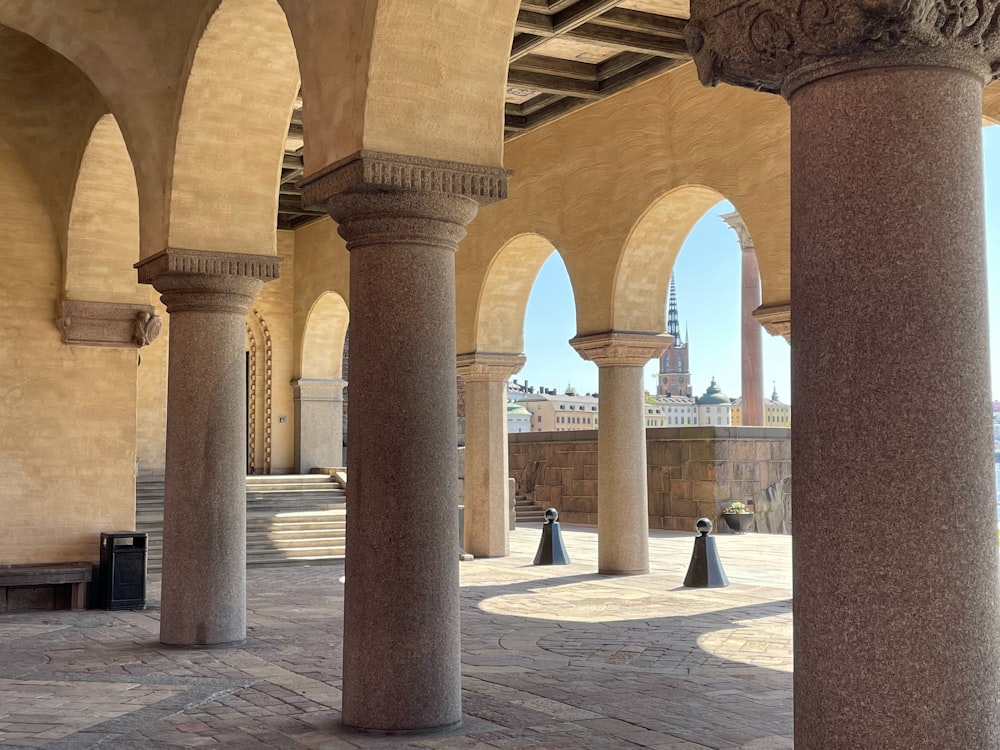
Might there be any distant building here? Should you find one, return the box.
[657,277,691,398]
[507,402,531,434]
[732,384,791,427]
[516,390,599,432]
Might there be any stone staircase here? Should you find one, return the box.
[136,474,347,572]
[513,495,547,524]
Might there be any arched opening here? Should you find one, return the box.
[293,292,349,472]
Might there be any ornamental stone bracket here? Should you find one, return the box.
[720,210,753,251]
[59,299,161,348]
[685,0,1000,97]
[456,351,527,382]
[570,331,673,367]
[753,302,791,342]
[299,150,512,210]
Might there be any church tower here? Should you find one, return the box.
[657,277,691,397]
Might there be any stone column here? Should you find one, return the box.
[456,351,525,558]
[301,151,508,733]
[688,7,1000,748]
[291,377,345,471]
[571,331,671,575]
[722,211,763,426]
[136,248,281,646]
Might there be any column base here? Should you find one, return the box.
[598,568,649,576]
[342,718,463,736]
[158,638,247,649]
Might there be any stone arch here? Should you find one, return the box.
[66,114,144,303]
[278,0,520,172]
[300,292,350,380]
[612,185,742,333]
[472,233,568,354]
[169,0,299,256]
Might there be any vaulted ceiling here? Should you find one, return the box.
[278,0,691,229]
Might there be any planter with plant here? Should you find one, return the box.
[721,501,754,533]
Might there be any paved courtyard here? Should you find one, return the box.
[0,526,794,749]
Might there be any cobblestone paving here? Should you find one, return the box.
[0,527,793,749]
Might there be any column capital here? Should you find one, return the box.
[686,0,1000,98]
[291,378,347,401]
[300,151,510,253]
[753,302,791,342]
[456,351,526,382]
[135,248,281,314]
[570,331,673,367]
[720,210,754,252]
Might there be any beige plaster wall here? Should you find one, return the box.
[249,231,296,473]
[135,297,169,475]
[280,0,519,173]
[0,138,136,564]
[0,26,108,265]
[458,62,792,352]
[301,292,350,380]
[169,0,298,256]
[0,1,219,258]
[290,218,351,380]
[66,115,146,304]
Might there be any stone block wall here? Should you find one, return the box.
[508,427,791,533]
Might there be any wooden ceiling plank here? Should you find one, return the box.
[595,51,653,80]
[552,0,625,32]
[563,23,690,57]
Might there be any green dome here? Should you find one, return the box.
[696,378,730,405]
[507,403,531,415]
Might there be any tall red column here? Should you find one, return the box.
[722,211,763,426]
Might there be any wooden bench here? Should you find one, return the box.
[0,562,94,611]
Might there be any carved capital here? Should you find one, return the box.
[753,301,792,341]
[135,248,281,315]
[686,0,1000,97]
[570,331,673,367]
[59,300,160,349]
[300,150,511,209]
[456,351,527,382]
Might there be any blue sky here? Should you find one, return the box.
[516,125,1000,404]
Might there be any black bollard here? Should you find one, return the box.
[682,517,729,588]
[533,507,571,565]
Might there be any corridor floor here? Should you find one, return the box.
[0,527,794,749]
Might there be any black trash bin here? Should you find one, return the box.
[99,531,147,610]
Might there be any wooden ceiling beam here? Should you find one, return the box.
[590,8,687,37]
[515,10,554,35]
[509,54,596,80]
[507,69,601,98]
[595,51,653,80]
[506,92,563,115]
[599,56,677,95]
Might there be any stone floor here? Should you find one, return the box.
[0,526,794,749]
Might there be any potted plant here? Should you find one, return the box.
[721,501,754,533]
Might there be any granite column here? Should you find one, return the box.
[136,248,280,646]
[302,152,508,733]
[687,6,1000,747]
[292,378,345,471]
[457,352,525,558]
[571,332,671,575]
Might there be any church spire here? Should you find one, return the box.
[667,276,680,341]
